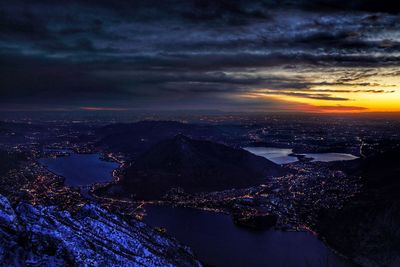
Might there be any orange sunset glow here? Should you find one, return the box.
[240,67,400,113]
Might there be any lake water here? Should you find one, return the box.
[39,151,119,187]
[144,205,354,267]
[243,147,298,164]
[302,153,358,162]
[244,147,358,164]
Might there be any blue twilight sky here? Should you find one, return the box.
[1,1,400,112]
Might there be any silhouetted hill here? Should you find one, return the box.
[358,145,400,200]
[317,145,400,266]
[108,135,287,199]
[96,121,245,157]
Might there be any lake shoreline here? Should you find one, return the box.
[143,203,356,267]
[38,149,120,187]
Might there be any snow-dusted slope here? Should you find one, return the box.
[0,195,201,266]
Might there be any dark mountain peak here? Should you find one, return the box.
[115,136,287,200]
[172,133,191,143]
[169,134,194,154]
[96,120,230,156]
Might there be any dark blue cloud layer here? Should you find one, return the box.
[1,0,399,110]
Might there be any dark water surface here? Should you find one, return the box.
[39,152,119,186]
[144,205,354,267]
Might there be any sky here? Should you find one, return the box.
[1,0,400,113]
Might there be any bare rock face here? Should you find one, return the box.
[0,195,201,266]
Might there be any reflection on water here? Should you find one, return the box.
[144,205,354,267]
[39,151,119,187]
[243,147,298,164]
[244,147,358,164]
[302,153,358,162]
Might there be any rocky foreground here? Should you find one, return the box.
[0,194,201,266]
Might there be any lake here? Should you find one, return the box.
[144,205,354,267]
[39,148,355,266]
[302,153,358,162]
[39,151,119,187]
[244,147,358,164]
[243,147,298,164]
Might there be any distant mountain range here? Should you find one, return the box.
[103,135,287,199]
[96,120,246,157]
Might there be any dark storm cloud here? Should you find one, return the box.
[285,1,400,14]
[1,0,400,110]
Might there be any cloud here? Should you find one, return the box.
[0,0,399,111]
[253,91,350,101]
